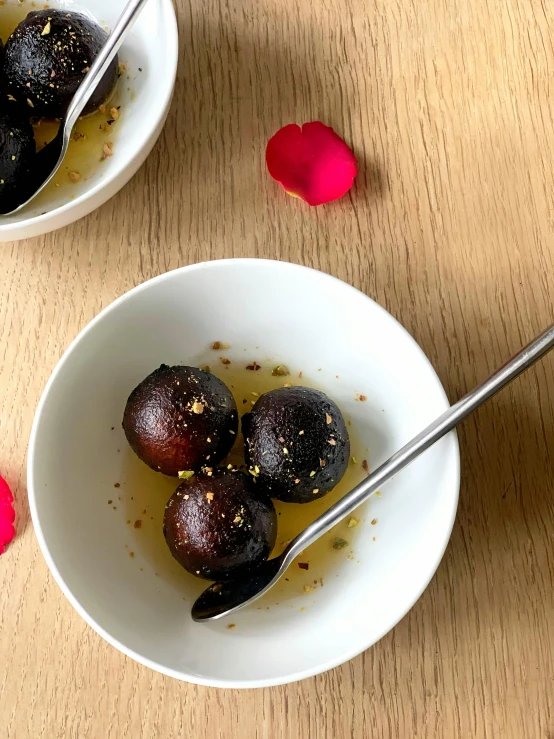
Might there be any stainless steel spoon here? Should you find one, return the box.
[192,323,554,622]
[0,0,149,216]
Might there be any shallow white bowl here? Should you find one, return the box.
[28,259,460,687]
[0,0,178,242]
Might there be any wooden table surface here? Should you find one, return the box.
[2,0,554,736]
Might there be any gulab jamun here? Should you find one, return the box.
[242,386,350,503]
[122,365,238,476]
[0,98,36,211]
[3,10,118,118]
[163,469,277,581]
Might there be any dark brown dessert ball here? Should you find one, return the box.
[242,386,350,503]
[163,469,277,581]
[0,98,36,212]
[123,365,238,476]
[3,10,118,118]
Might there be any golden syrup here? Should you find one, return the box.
[0,1,122,206]
[119,357,370,607]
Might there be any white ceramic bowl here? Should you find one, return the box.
[28,259,460,687]
[0,0,178,242]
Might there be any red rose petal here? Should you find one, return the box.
[0,475,15,555]
[266,122,358,206]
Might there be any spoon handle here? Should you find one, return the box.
[65,0,150,131]
[286,323,554,560]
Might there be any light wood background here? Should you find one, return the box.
[2,0,554,736]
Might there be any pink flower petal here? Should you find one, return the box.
[266,122,358,206]
[0,475,15,555]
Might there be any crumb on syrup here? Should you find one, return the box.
[227,624,236,629]
[134,520,142,528]
[298,562,309,570]
[304,585,312,593]
[102,141,113,159]
[362,459,369,474]
[332,537,348,550]
[272,365,289,376]
[348,517,358,528]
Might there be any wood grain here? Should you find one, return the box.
[1,0,554,736]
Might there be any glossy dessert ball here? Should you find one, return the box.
[123,365,238,476]
[3,10,118,118]
[242,386,350,503]
[0,99,36,212]
[163,469,277,581]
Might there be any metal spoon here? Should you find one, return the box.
[0,0,149,216]
[192,323,554,622]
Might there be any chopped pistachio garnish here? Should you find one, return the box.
[309,471,316,477]
[298,430,305,435]
[351,456,358,465]
[332,537,348,550]
[178,470,194,480]
[348,517,358,528]
[272,365,290,376]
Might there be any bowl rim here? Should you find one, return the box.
[0,0,178,237]
[27,258,460,688]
